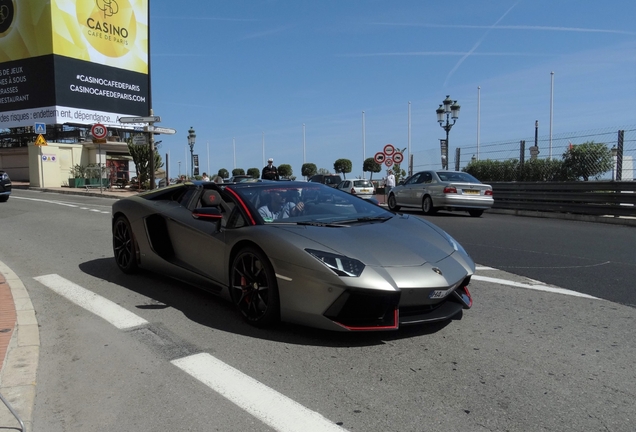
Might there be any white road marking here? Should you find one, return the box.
[172,353,348,432]
[33,274,148,329]
[475,265,496,270]
[34,274,347,430]
[472,274,599,299]
[12,196,110,213]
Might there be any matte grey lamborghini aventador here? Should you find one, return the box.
[112,181,474,331]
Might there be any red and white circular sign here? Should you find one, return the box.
[374,152,386,164]
[91,123,108,139]
[383,144,395,156]
[392,151,404,164]
[385,158,394,167]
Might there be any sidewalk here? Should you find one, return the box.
[11,181,140,199]
[0,262,38,432]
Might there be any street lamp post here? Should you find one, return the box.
[611,145,618,181]
[436,95,460,170]
[187,127,196,178]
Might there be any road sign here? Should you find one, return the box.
[385,158,394,167]
[132,134,147,145]
[118,116,161,123]
[392,151,404,164]
[34,134,48,146]
[35,122,46,134]
[374,152,385,164]
[91,123,108,139]
[152,126,177,135]
[383,144,395,156]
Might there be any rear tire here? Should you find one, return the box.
[387,194,400,211]
[113,216,139,274]
[468,210,484,217]
[0,196,8,202]
[230,247,280,327]
[422,196,436,215]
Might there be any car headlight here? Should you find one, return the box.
[305,249,365,277]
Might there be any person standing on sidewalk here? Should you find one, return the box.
[385,170,396,194]
[262,158,280,180]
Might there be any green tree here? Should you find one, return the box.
[363,157,381,180]
[561,141,612,181]
[301,163,317,179]
[232,168,245,176]
[127,140,163,187]
[317,167,331,175]
[334,158,352,179]
[390,148,407,184]
[247,167,260,178]
[218,168,229,179]
[278,164,292,178]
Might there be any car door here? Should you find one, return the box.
[399,173,422,206]
[162,186,230,286]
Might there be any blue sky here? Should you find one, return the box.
[148,0,636,179]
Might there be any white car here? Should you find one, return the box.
[387,170,493,217]
[336,179,376,200]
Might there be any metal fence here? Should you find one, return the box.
[411,126,636,181]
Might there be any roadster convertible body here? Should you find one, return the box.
[112,181,474,331]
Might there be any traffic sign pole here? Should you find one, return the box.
[119,112,176,189]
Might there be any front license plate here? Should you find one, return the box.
[463,190,479,195]
[429,289,451,299]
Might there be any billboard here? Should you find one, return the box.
[0,0,149,129]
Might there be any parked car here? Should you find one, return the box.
[0,170,11,202]
[387,170,493,217]
[112,181,474,331]
[308,174,342,188]
[336,179,375,200]
[228,175,258,183]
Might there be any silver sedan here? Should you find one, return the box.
[388,170,493,217]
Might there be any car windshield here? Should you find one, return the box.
[436,171,481,183]
[230,182,392,225]
[353,180,372,187]
[324,176,341,185]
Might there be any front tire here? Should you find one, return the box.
[230,247,280,327]
[422,196,437,215]
[113,216,139,274]
[468,210,484,217]
[387,194,400,211]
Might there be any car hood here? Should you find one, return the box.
[276,216,455,267]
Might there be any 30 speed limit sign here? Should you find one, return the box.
[91,123,108,139]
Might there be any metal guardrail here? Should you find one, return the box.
[0,391,26,431]
[490,181,636,217]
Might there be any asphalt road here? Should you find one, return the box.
[1,189,635,432]
[414,209,636,307]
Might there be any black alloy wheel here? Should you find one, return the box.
[422,196,437,215]
[230,247,280,327]
[113,216,139,274]
[387,194,400,211]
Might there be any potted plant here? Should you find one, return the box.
[68,164,86,188]
[86,163,101,185]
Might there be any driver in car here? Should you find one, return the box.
[258,190,305,221]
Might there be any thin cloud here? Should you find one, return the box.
[152,16,257,22]
[240,25,295,40]
[340,51,553,57]
[444,1,519,86]
[370,23,635,36]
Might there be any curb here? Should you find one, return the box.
[0,261,39,432]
